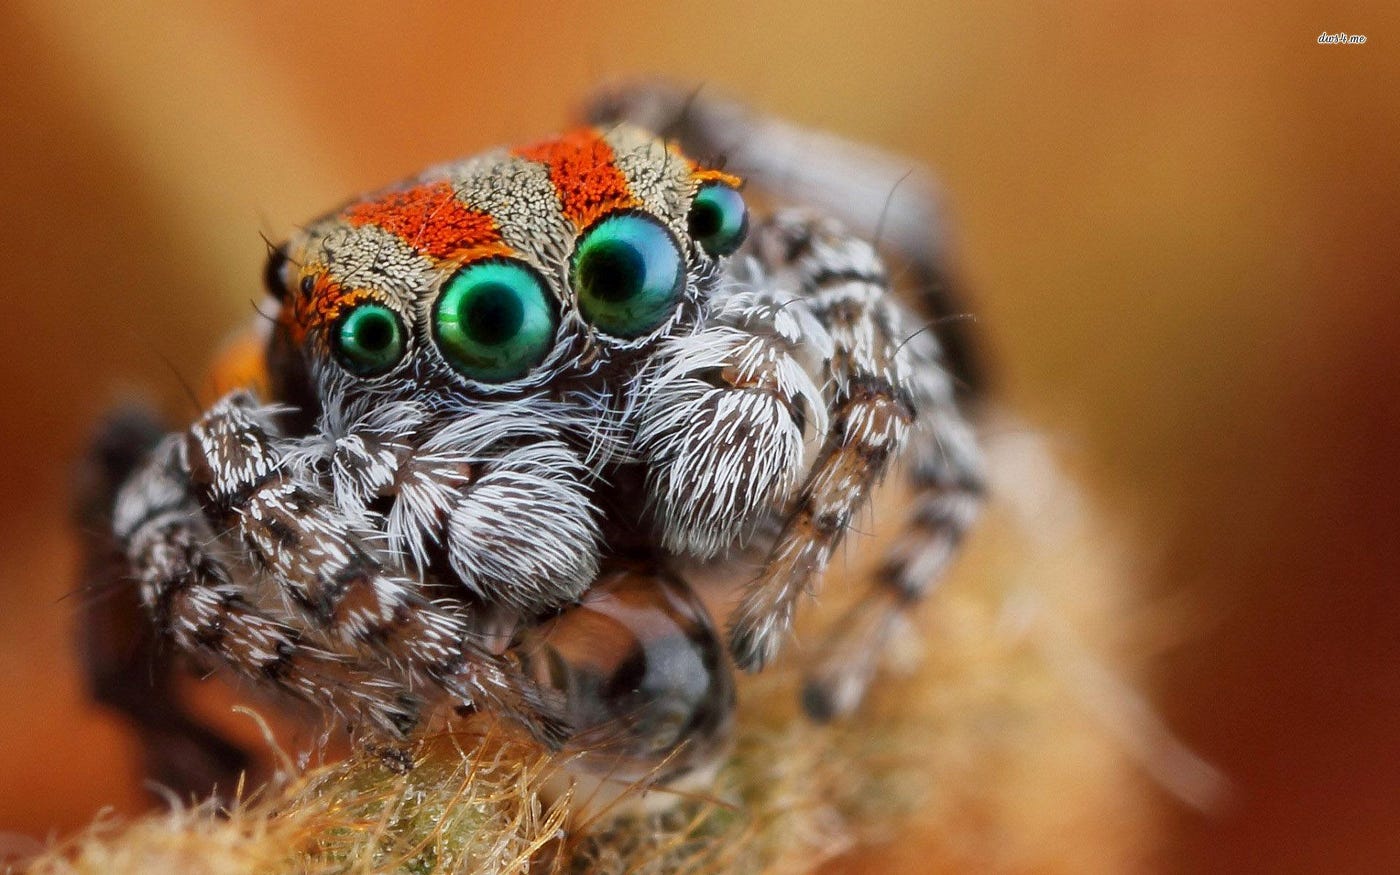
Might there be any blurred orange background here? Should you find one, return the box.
[0,3,1396,872]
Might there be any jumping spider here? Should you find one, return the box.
[78,83,985,795]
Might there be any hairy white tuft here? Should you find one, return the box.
[444,441,601,613]
[633,327,823,557]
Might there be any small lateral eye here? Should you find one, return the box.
[688,182,748,257]
[433,258,558,382]
[570,212,684,338]
[332,304,406,377]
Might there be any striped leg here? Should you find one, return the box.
[182,393,569,746]
[728,212,920,670]
[114,438,421,737]
[803,410,984,720]
[78,406,252,798]
[593,81,987,712]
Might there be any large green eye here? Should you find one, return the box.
[570,212,684,338]
[688,182,748,257]
[433,259,557,382]
[332,304,406,377]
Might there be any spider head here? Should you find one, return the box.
[261,125,747,410]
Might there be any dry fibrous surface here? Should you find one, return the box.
[28,437,1164,874]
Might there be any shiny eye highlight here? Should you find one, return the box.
[433,259,558,382]
[332,304,406,377]
[570,212,684,338]
[688,182,748,257]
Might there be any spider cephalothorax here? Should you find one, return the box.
[84,85,984,794]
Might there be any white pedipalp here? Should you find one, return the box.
[628,317,824,558]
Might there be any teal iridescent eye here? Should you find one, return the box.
[570,212,684,338]
[688,182,748,257]
[433,259,558,382]
[332,304,406,377]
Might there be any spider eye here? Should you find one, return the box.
[332,304,406,377]
[433,259,558,382]
[688,182,748,257]
[570,212,684,338]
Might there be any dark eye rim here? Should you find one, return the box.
[688,181,749,257]
[430,255,561,383]
[262,242,290,300]
[329,302,409,378]
[568,208,687,339]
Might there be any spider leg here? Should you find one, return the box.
[76,405,251,799]
[727,212,984,712]
[727,212,919,669]
[733,210,985,683]
[595,83,988,712]
[113,435,423,739]
[802,408,984,720]
[185,392,570,746]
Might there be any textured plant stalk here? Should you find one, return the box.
[24,424,1186,874]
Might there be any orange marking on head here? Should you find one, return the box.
[669,138,743,189]
[515,129,640,229]
[284,271,372,345]
[343,181,512,262]
[691,167,744,189]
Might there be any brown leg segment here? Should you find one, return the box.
[74,405,250,800]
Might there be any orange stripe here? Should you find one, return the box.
[343,181,511,262]
[665,136,744,189]
[515,129,639,229]
[283,272,371,345]
[692,166,744,189]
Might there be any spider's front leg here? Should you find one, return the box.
[79,406,253,797]
[729,213,985,700]
[183,392,578,745]
[113,434,422,740]
[802,392,984,720]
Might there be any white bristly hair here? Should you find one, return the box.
[631,324,824,557]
